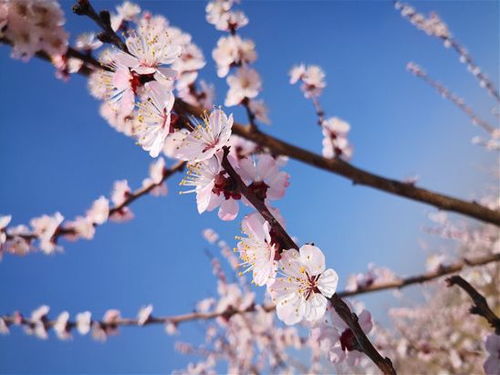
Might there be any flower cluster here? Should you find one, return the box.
[289,64,326,99]
[0,158,169,258]
[86,3,211,157]
[1,0,68,61]
[395,1,450,39]
[207,0,269,124]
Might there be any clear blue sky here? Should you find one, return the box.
[0,0,498,373]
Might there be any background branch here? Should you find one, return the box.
[446,275,500,334]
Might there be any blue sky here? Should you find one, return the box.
[0,0,498,373]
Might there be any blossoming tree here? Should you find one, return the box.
[0,0,499,373]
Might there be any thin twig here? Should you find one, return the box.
[2,253,498,336]
[446,275,500,334]
[4,161,186,246]
[72,0,128,52]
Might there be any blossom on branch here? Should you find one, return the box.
[225,66,261,106]
[289,64,326,98]
[269,245,338,325]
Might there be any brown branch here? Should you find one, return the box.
[220,146,396,375]
[2,253,498,339]
[220,146,296,251]
[72,0,128,52]
[446,275,500,334]
[339,252,500,298]
[3,161,186,248]
[175,99,500,226]
[330,294,396,375]
[3,32,498,226]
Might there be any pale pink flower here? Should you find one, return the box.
[54,311,71,340]
[114,25,180,81]
[212,35,256,77]
[30,212,64,254]
[238,154,290,203]
[111,1,141,31]
[65,216,95,241]
[426,254,446,272]
[0,317,8,335]
[175,108,233,162]
[173,42,206,90]
[316,305,373,366]
[136,81,175,157]
[202,228,219,244]
[0,215,12,246]
[248,99,270,124]
[269,245,338,325]
[289,64,326,98]
[197,298,216,313]
[227,135,257,160]
[177,80,215,110]
[322,117,353,160]
[110,180,134,222]
[76,311,92,335]
[236,216,278,286]
[142,157,168,196]
[86,196,110,225]
[26,305,49,339]
[206,0,248,32]
[163,129,189,158]
[180,154,241,221]
[484,334,500,375]
[137,305,153,326]
[2,225,31,256]
[225,67,261,106]
[75,32,102,51]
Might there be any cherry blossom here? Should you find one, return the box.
[321,117,353,160]
[225,66,261,106]
[54,311,71,340]
[110,180,134,222]
[136,81,175,157]
[114,22,181,81]
[86,196,110,225]
[269,245,339,325]
[289,64,326,98]
[2,0,68,61]
[236,216,278,286]
[75,32,102,51]
[238,154,290,203]
[111,1,141,32]
[206,0,248,32]
[142,157,168,196]
[175,108,233,162]
[316,305,373,366]
[0,215,12,247]
[180,154,241,221]
[212,35,256,77]
[76,311,92,335]
[30,212,64,254]
[137,305,153,326]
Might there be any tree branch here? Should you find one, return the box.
[220,146,397,375]
[176,99,500,226]
[2,253,498,339]
[3,161,186,249]
[72,0,128,52]
[446,275,500,334]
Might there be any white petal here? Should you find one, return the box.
[317,268,339,298]
[299,244,325,275]
[304,293,328,322]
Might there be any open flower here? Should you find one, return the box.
[30,212,64,254]
[136,81,175,157]
[175,108,233,162]
[236,216,278,286]
[269,245,338,325]
[238,154,290,203]
[321,117,353,160]
[225,66,261,106]
[114,24,181,81]
[289,64,326,98]
[180,154,241,221]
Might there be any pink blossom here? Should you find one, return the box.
[76,311,92,335]
[175,108,233,162]
[54,311,71,340]
[30,212,64,254]
[225,67,261,106]
[289,64,326,98]
[137,305,153,326]
[86,196,110,225]
[269,245,338,325]
[212,35,256,77]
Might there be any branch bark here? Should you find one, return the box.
[446,275,500,334]
[176,100,500,226]
[220,146,397,375]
